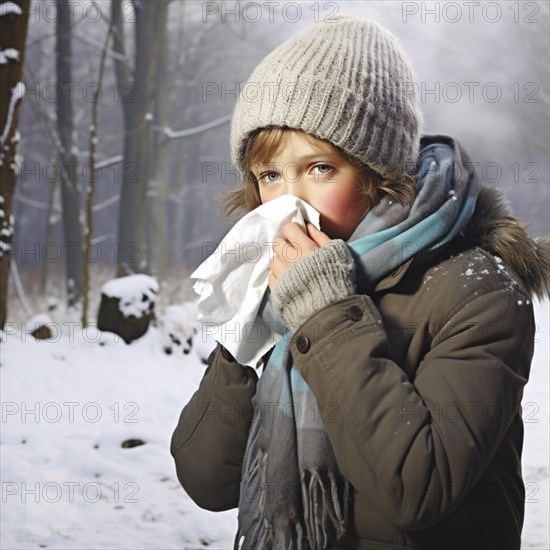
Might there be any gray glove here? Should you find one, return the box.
[271,239,356,331]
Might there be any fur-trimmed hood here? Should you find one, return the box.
[464,185,550,300]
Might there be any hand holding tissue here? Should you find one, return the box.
[191,195,320,367]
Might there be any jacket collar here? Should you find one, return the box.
[373,257,415,292]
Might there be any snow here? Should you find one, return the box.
[101,274,159,318]
[156,304,199,356]
[1,303,237,549]
[0,82,25,166]
[0,47,20,65]
[521,299,550,548]
[1,300,548,548]
[24,314,53,333]
[0,226,12,238]
[10,151,23,175]
[0,1,22,16]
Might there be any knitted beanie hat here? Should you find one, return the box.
[230,15,423,179]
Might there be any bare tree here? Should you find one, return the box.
[56,0,84,306]
[82,14,115,327]
[111,0,170,277]
[147,7,170,281]
[0,0,31,329]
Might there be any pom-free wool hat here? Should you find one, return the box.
[230,15,423,178]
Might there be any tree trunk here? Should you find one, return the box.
[113,0,170,277]
[40,176,59,295]
[0,0,31,330]
[148,11,170,280]
[56,0,83,306]
[82,15,114,327]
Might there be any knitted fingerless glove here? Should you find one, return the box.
[271,239,356,331]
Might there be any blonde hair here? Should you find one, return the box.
[220,127,417,220]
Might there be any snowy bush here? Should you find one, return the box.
[154,303,199,356]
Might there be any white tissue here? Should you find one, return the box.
[191,195,320,367]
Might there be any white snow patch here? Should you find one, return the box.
[0,2,22,16]
[155,304,206,357]
[25,313,53,333]
[521,299,550,547]
[0,82,25,158]
[0,47,19,64]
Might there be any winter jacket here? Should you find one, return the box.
[171,185,549,549]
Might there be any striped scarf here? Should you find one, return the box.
[234,135,480,549]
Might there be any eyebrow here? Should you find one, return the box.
[253,151,339,170]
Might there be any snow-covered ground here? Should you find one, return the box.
[1,299,548,549]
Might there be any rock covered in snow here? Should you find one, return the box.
[97,274,158,344]
[25,313,54,340]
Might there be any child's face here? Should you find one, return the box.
[251,131,367,241]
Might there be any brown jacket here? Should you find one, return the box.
[171,187,549,549]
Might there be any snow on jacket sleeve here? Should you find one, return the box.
[170,343,258,511]
[288,283,534,531]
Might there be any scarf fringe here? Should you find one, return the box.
[242,467,350,550]
[235,411,264,548]
[237,401,350,550]
[301,469,349,550]
[251,449,304,550]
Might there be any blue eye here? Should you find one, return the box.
[313,164,333,176]
[260,172,280,184]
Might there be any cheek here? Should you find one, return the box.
[259,187,274,204]
[314,190,357,219]
[313,187,365,240]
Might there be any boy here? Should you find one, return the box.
[172,15,549,549]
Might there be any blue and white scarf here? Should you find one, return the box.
[234,135,480,550]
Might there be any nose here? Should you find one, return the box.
[284,170,307,202]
